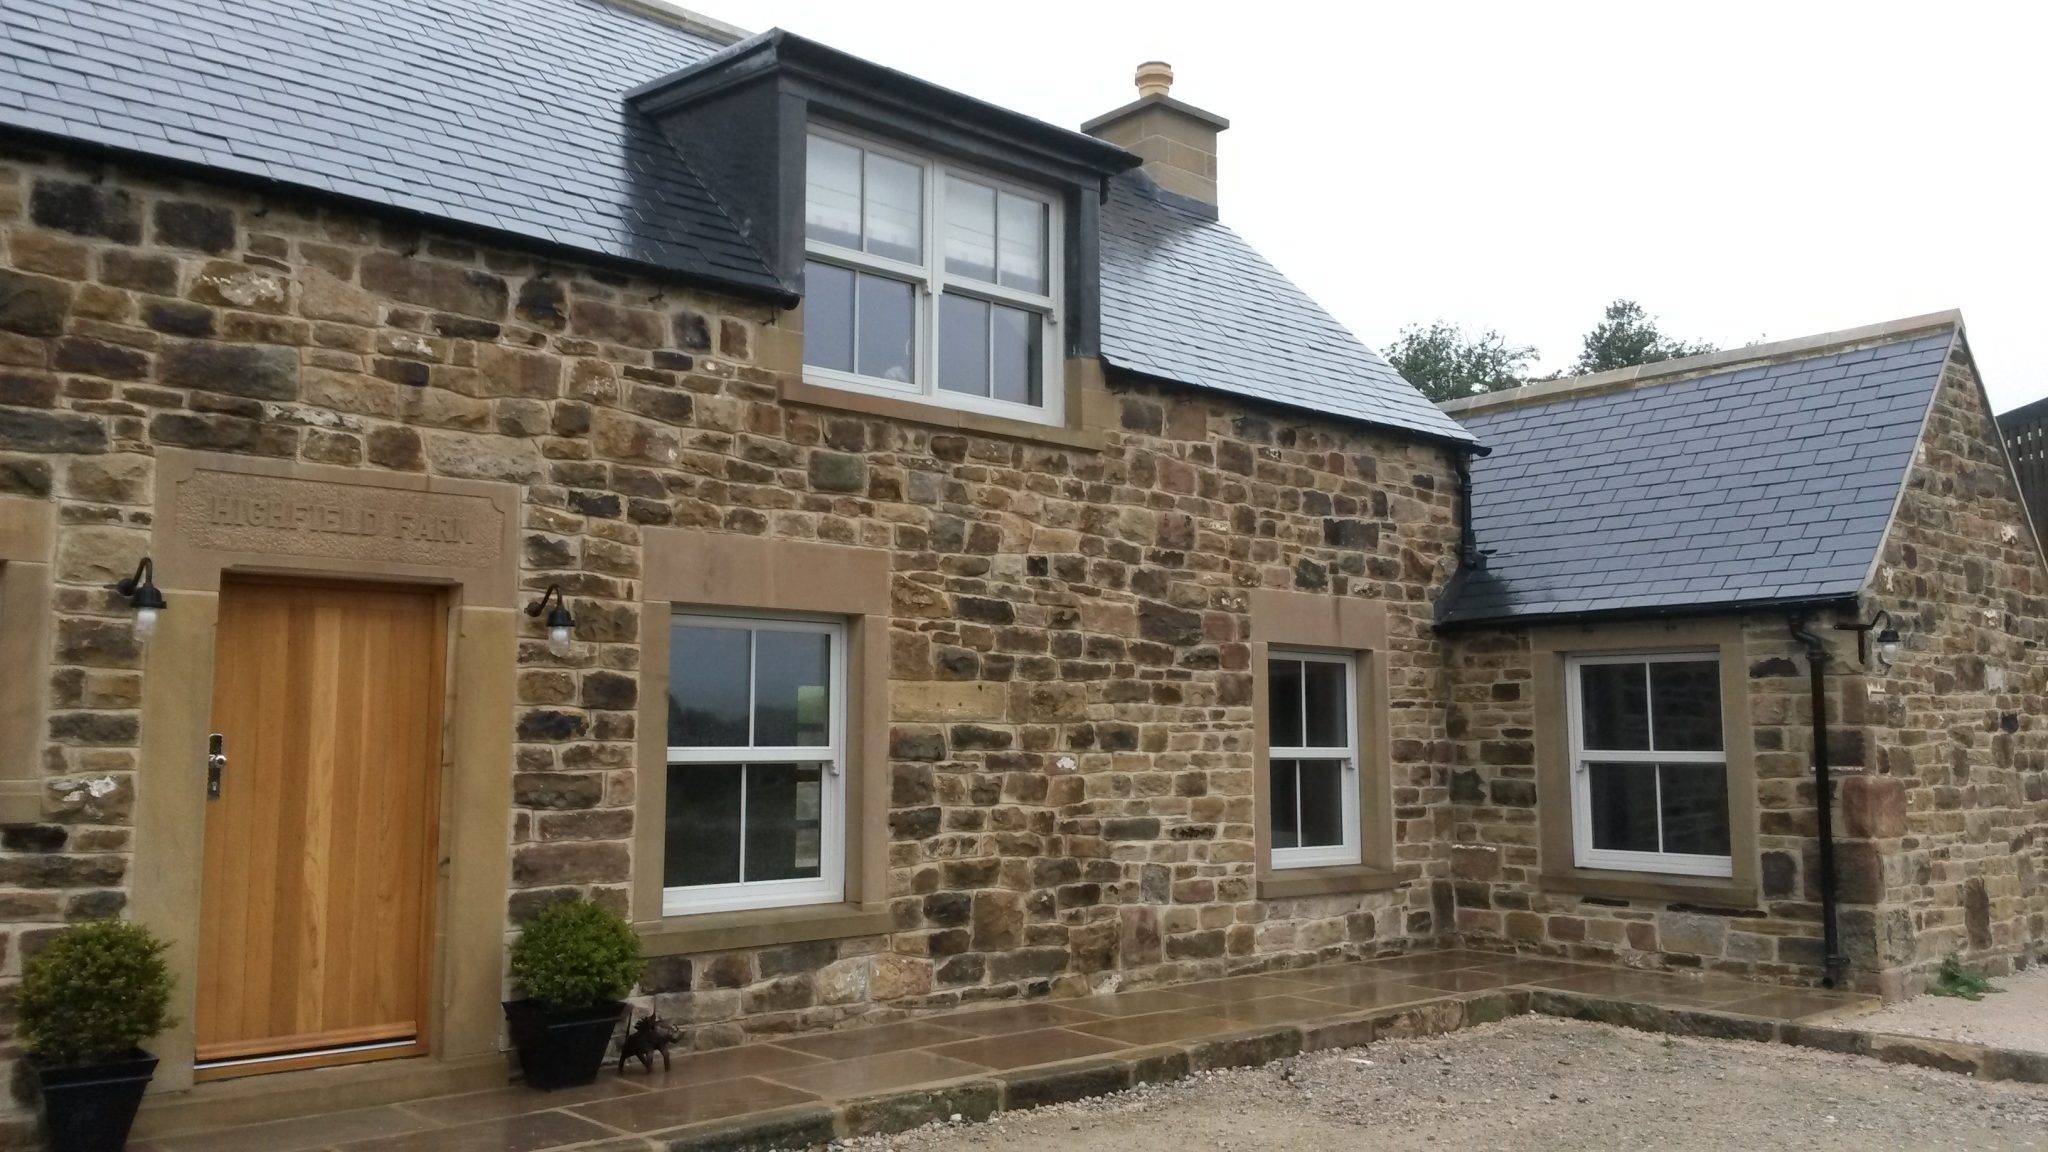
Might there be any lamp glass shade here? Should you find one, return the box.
[132,605,160,642]
[547,623,573,657]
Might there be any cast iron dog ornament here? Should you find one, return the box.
[618,1012,682,1074]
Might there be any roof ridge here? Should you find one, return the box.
[1441,310,1964,418]
[599,0,752,45]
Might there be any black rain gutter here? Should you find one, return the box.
[1452,443,1492,569]
[0,123,804,309]
[1434,591,1857,634]
[1788,613,1848,988]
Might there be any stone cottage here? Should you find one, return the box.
[1439,315,2048,998]
[0,0,2038,1132]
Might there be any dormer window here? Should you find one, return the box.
[802,127,1063,424]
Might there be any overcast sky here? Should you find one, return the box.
[704,0,2047,413]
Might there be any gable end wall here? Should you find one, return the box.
[1858,348,2048,990]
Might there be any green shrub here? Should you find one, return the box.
[509,900,642,1009]
[1929,953,2000,1001]
[18,920,173,1066]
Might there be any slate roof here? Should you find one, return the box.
[0,0,1467,445]
[1098,176,1473,444]
[0,0,787,295]
[1436,326,1958,627]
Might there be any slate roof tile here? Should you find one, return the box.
[0,0,785,296]
[0,0,1464,442]
[1438,330,1955,626]
[1097,175,1475,444]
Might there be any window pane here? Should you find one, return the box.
[1586,761,1659,854]
[863,152,922,263]
[669,624,751,746]
[1579,663,1649,750]
[855,274,915,383]
[1651,660,1722,751]
[938,293,990,396]
[802,261,854,373]
[943,176,997,283]
[1296,759,1346,847]
[1270,759,1299,849]
[805,135,862,250]
[1659,764,1730,856]
[743,763,824,882]
[1268,659,1303,747]
[665,762,741,887]
[1302,660,1348,747]
[755,630,831,747]
[990,305,1042,407]
[997,191,1047,294]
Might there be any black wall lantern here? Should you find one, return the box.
[112,557,167,642]
[1835,608,1902,672]
[525,584,576,657]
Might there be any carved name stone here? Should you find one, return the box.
[173,468,503,570]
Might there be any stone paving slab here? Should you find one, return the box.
[131,949,1884,1152]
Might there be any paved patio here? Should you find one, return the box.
[132,949,1875,1152]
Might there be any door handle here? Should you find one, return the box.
[207,733,226,800]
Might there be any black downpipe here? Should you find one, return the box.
[1453,448,1487,570]
[1789,615,1846,987]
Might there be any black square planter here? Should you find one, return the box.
[503,999,625,1090]
[34,1049,157,1152]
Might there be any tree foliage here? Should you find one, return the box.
[1382,320,1538,403]
[1571,299,1715,375]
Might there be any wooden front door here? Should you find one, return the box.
[196,578,445,1077]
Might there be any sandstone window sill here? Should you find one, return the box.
[636,902,893,957]
[1257,865,1403,900]
[781,378,1104,451]
[1537,868,1757,909]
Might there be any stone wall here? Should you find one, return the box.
[1857,351,2048,991]
[1445,619,1862,985]
[0,138,1465,1078]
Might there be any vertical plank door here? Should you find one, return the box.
[195,578,444,1074]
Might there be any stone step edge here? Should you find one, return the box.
[1527,989,2048,1085]
[645,987,2048,1151]
[647,989,1514,1151]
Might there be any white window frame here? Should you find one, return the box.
[1267,649,1362,870]
[664,612,847,916]
[802,123,1065,427]
[1566,650,1732,878]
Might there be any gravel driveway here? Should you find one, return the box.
[824,1015,2048,1151]
[1845,966,2048,1053]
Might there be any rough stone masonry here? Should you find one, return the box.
[0,144,1463,1081]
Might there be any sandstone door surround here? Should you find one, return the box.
[127,449,519,1094]
[149,448,519,603]
[0,495,54,823]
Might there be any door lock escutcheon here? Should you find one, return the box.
[206,733,226,800]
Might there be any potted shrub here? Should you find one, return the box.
[18,920,173,1152]
[503,899,642,1089]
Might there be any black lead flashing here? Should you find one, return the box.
[629,28,1141,349]
[629,30,1141,185]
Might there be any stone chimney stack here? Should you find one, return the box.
[1082,61,1230,213]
